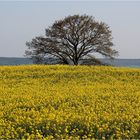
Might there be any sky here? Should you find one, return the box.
[0,1,140,59]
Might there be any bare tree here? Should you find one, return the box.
[25,14,118,65]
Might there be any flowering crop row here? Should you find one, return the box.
[0,65,140,139]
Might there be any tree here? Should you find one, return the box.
[25,14,118,65]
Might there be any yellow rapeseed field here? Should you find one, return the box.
[0,65,140,139]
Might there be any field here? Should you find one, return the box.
[0,65,140,139]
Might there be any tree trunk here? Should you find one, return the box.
[73,45,79,65]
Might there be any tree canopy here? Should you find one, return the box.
[25,14,118,65]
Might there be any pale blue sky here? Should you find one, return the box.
[0,1,140,58]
